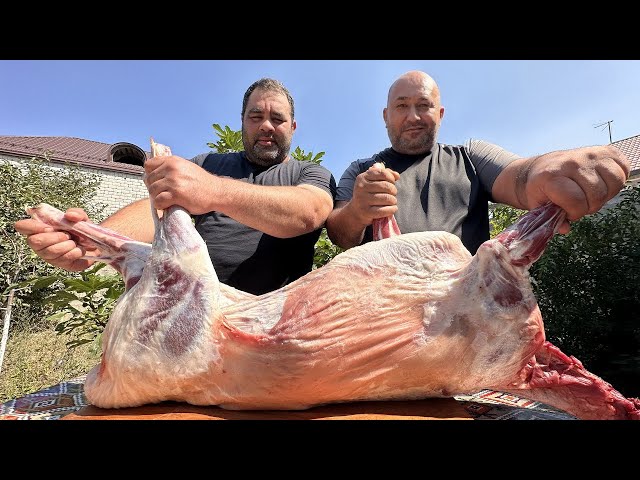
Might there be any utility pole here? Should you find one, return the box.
[594,120,613,143]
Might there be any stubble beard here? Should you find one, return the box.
[389,124,438,156]
[242,130,291,167]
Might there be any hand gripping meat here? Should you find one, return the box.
[24,142,640,419]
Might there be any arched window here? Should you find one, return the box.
[110,142,147,166]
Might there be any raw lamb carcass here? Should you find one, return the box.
[24,142,640,420]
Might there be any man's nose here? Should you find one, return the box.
[407,106,420,121]
[260,120,275,133]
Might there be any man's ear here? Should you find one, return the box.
[292,120,297,133]
[440,107,445,120]
[383,107,388,127]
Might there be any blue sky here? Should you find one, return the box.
[1,60,638,180]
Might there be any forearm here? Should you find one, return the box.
[491,157,533,210]
[212,177,332,238]
[100,198,156,243]
[325,202,370,249]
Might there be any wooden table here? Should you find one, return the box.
[62,397,472,420]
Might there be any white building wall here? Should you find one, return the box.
[94,170,148,217]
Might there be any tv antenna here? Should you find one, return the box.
[594,120,613,143]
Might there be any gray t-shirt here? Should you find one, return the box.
[335,139,520,254]
[189,151,337,295]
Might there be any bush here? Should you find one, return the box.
[0,156,108,331]
[529,184,640,397]
[0,157,108,401]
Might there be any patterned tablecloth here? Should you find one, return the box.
[0,376,576,420]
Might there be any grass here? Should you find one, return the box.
[0,320,100,404]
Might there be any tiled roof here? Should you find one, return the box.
[612,134,640,175]
[0,136,149,174]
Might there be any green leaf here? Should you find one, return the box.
[29,276,59,290]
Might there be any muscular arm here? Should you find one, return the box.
[145,156,333,238]
[100,198,155,243]
[210,179,333,238]
[325,200,370,248]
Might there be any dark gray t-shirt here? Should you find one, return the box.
[189,152,337,295]
[335,139,520,254]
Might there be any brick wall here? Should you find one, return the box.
[94,170,148,217]
[1,154,147,218]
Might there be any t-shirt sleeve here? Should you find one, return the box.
[298,163,337,201]
[335,160,367,202]
[189,152,210,167]
[467,139,521,194]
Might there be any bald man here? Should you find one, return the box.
[326,70,631,253]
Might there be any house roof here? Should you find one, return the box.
[611,134,640,176]
[0,136,149,174]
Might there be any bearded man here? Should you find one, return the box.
[16,78,336,295]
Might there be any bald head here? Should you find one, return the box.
[383,71,445,155]
[387,71,441,107]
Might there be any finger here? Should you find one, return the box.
[143,156,165,173]
[14,218,54,235]
[64,208,90,222]
[363,167,398,183]
[601,145,631,177]
[366,192,398,207]
[54,245,89,263]
[364,180,397,196]
[368,205,398,219]
[550,160,626,217]
[30,237,78,261]
[150,191,176,211]
[26,231,73,252]
[594,161,629,203]
[144,165,164,187]
[146,175,171,198]
[143,157,169,188]
[540,177,589,221]
[570,168,609,215]
[50,247,94,271]
[354,175,396,195]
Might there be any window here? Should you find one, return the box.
[110,143,147,166]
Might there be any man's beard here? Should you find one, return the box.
[242,130,291,167]
[389,124,438,155]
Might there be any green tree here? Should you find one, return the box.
[489,203,526,238]
[291,146,326,165]
[529,185,640,397]
[0,156,108,331]
[206,124,243,153]
[46,263,124,350]
[207,124,342,268]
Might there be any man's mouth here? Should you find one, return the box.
[257,138,276,146]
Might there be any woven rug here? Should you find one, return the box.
[0,376,88,420]
[0,377,576,420]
